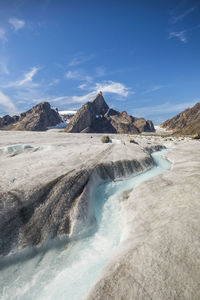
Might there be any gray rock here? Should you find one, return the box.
[161,102,200,135]
[65,92,155,134]
[0,102,62,131]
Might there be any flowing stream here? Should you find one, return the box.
[0,149,171,300]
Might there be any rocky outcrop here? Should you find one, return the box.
[0,115,19,128]
[65,92,155,134]
[133,118,155,132]
[0,102,63,131]
[65,102,96,133]
[161,102,200,135]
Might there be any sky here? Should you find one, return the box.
[0,0,200,124]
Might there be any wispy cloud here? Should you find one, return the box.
[169,30,187,43]
[0,67,40,90]
[0,90,18,114]
[47,78,60,87]
[68,54,94,67]
[144,85,164,94]
[9,18,25,31]
[0,28,7,44]
[16,67,39,86]
[171,7,195,24]
[78,83,87,90]
[0,66,43,115]
[65,70,92,82]
[0,66,67,114]
[30,95,69,104]
[70,91,96,103]
[0,60,9,75]
[132,101,196,118]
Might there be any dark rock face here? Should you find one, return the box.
[0,102,62,131]
[133,118,155,132]
[106,110,139,134]
[92,92,109,115]
[161,102,200,135]
[0,115,19,128]
[66,102,96,133]
[65,92,155,134]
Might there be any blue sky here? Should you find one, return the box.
[0,0,199,124]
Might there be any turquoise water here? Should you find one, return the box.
[0,149,171,300]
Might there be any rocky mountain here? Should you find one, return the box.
[0,102,63,131]
[65,92,155,134]
[161,102,200,135]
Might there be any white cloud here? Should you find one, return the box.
[68,54,94,67]
[144,85,163,94]
[47,96,69,103]
[65,70,92,82]
[94,81,131,97]
[16,67,39,86]
[0,90,18,114]
[45,81,131,105]
[78,83,88,90]
[169,31,187,43]
[28,95,71,106]
[70,80,132,103]
[171,7,195,24]
[9,18,25,31]
[71,91,97,103]
[0,28,7,44]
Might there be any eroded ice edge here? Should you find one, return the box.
[0,149,172,300]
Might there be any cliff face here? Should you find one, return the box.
[161,102,200,135]
[0,102,62,131]
[65,92,155,134]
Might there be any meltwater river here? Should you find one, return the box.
[0,149,171,300]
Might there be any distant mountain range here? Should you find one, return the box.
[161,102,200,135]
[0,92,155,133]
[0,102,62,131]
[1,95,199,136]
[65,92,155,134]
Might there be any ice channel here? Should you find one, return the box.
[0,149,171,300]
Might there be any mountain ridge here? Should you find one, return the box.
[65,92,155,134]
[0,102,62,131]
[161,102,200,135]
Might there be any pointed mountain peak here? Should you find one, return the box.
[92,91,109,115]
[92,91,103,102]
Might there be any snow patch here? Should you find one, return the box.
[0,144,37,156]
[111,139,122,144]
[59,111,77,115]
[47,121,67,129]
